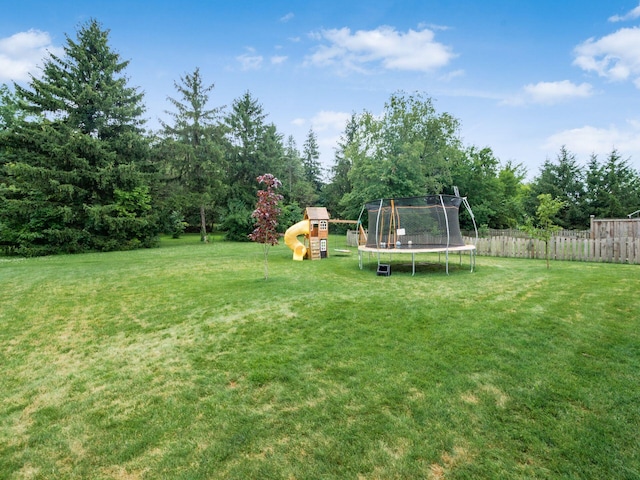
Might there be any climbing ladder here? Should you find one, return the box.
[309,238,321,260]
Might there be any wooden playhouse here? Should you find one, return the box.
[304,207,330,260]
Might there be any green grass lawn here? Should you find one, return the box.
[1,235,639,479]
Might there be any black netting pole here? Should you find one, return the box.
[440,194,450,274]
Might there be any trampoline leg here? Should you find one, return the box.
[412,252,415,276]
[446,251,449,275]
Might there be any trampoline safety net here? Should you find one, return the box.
[365,195,465,249]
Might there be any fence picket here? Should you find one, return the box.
[460,235,640,265]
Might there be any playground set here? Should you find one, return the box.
[284,207,330,261]
[284,194,478,274]
[284,207,361,261]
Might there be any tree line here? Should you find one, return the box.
[2,19,640,256]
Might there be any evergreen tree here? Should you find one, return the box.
[0,19,158,256]
[586,149,640,218]
[282,135,301,196]
[324,114,356,218]
[224,91,270,206]
[158,67,227,242]
[584,154,605,217]
[0,85,24,193]
[282,135,315,207]
[0,85,24,131]
[526,146,587,229]
[302,128,323,194]
[261,124,286,183]
[222,91,284,240]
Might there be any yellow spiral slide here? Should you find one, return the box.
[284,220,309,261]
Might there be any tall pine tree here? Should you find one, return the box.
[586,149,640,218]
[222,91,284,240]
[302,128,323,195]
[158,67,227,242]
[526,146,586,229]
[0,19,158,256]
[275,135,315,212]
[325,114,356,218]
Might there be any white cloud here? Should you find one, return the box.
[270,55,288,65]
[501,80,593,106]
[439,69,465,82]
[421,23,450,32]
[523,80,593,104]
[305,26,456,73]
[573,27,640,86]
[289,111,352,167]
[280,12,294,23]
[543,121,640,159]
[236,48,263,70]
[609,5,640,22]
[0,29,63,82]
[310,110,351,132]
[312,111,353,166]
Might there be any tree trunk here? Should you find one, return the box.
[263,247,269,280]
[200,204,208,243]
[545,240,550,269]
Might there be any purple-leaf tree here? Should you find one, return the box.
[249,174,284,279]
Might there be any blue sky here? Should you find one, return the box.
[2,1,640,180]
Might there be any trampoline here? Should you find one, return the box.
[357,195,478,275]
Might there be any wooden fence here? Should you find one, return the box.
[590,217,640,240]
[347,229,640,264]
[463,235,640,265]
[464,228,590,239]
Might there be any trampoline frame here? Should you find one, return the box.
[358,244,476,275]
[357,194,478,275]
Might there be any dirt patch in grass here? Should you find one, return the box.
[429,445,474,479]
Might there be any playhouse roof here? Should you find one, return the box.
[304,207,330,220]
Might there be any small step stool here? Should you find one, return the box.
[376,264,391,276]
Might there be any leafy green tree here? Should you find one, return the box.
[522,194,566,269]
[278,202,304,233]
[495,161,527,228]
[338,92,462,219]
[450,146,501,229]
[0,19,158,256]
[158,67,227,242]
[220,200,253,242]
